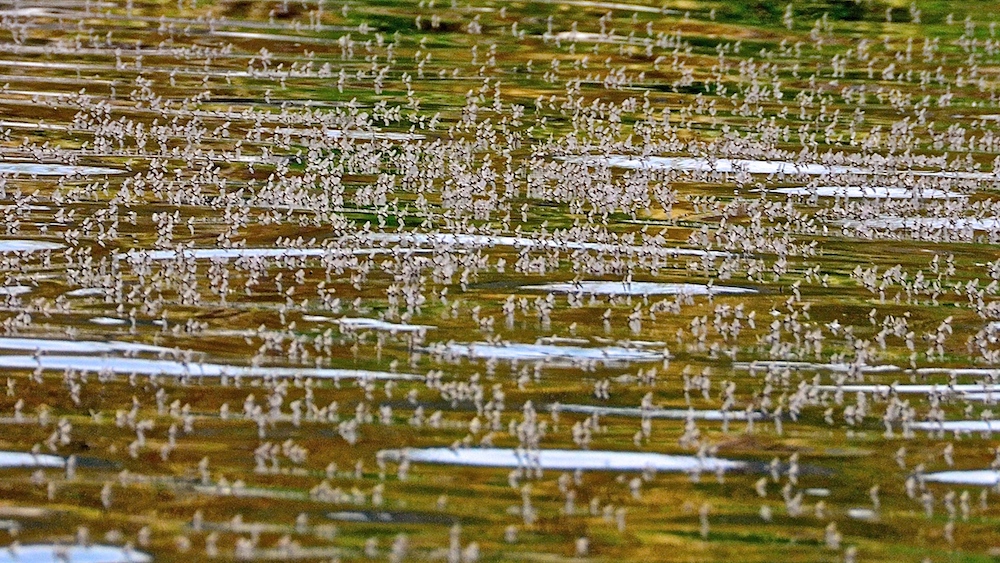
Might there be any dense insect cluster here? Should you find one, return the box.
[2,0,1000,561]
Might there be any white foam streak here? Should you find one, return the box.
[847,216,1000,232]
[586,155,998,180]
[0,354,414,380]
[0,544,151,563]
[524,281,755,296]
[386,447,744,472]
[429,342,665,364]
[0,240,63,253]
[0,337,169,355]
[115,246,430,261]
[0,286,30,296]
[923,470,1000,486]
[909,420,1000,432]
[815,383,997,394]
[734,361,901,373]
[0,162,121,176]
[774,186,963,199]
[117,233,723,262]
[593,156,866,175]
[332,318,435,333]
[359,233,725,257]
[0,451,64,468]
[556,404,760,420]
